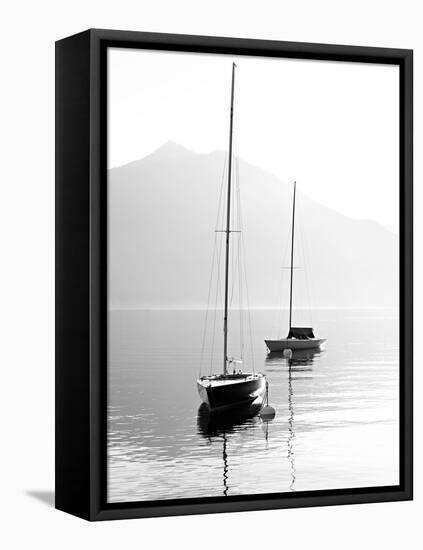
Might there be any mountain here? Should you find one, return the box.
[109,142,398,309]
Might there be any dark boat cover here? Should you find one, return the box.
[288,327,315,339]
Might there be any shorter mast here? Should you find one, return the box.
[223,62,236,375]
[288,181,297,334]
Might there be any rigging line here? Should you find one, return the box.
[289,182,297,332]
[228,165,242,364]
[241,230,255,373]
[215,157,227,230]
[210,230,224,374]
[228,156,239,346]
[209,157,228,374]
[298,221,306,325]
[215,156,228,232]
[200,155,227,376]
[229,198,237,309]
[237,162,244,361]
[274,223,292,339]
[235,158,244,361]
[299,216,310,324]
[226,152,238,367]
[237,165,255,373]
[271,215,291,339]
[298,205,313,326]
[199,234,219,376]
[229,153,241,311]
[230,103,242,362]
[302,207,314,324]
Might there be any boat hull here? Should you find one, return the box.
[265,338,326,352]
[197,374,266,411]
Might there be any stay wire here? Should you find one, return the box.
[235,158,244,362]
[199,155,227,377]
[236,158,255,373]
[298,201,314,326]
[274,224,291,339]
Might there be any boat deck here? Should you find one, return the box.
[198,373,260,387]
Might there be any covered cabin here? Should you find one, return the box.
[288,327,315,340]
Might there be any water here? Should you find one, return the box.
[107,309,399,503]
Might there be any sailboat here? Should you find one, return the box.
[197,63,266,411]
[265,182,326,352]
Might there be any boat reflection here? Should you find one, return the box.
[265,348,321,490]
[265,347,321,370]
[197,402,266,496]
[197,402,263,437]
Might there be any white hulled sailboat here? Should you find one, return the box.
[265,182,326,352]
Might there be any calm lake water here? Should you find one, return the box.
[107,309,399,503]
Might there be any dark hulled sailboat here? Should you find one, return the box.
[197,63,266,410]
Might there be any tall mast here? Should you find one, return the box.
[223,62,236,375]
[288,181,297,333]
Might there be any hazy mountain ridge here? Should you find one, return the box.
[109,142,398,309]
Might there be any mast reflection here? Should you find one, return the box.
[287,364,296,490]
[265,348,320,491]
[197,403,262,497]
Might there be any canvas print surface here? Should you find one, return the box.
[107,48,399,503]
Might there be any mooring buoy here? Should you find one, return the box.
[259,378,276,419]
[260,404,276,420]
[283,348,293,358]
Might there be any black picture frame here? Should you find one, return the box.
[55,28,413,521]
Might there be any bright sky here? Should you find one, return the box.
[108,48,399,232]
